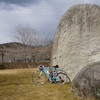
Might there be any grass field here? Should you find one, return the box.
[0,68,94,100]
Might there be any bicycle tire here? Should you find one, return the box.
[55,72,70,85]
[32,70,46,85]
[57,69,67,74]
[57,70,71,83]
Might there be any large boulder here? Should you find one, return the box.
[51,4,100,81]
[72,61,100,99]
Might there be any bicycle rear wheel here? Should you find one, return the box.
[55,72,70,85]
[32,70,46,85]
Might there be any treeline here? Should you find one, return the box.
[0,61,49,69]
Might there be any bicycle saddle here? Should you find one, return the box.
[53,65,59,68]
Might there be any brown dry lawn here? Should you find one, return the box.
[0,68,94,100]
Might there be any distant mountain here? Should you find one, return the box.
[0,42,52,62]
[0,42,30,49]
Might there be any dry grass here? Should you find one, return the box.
[0,68,95,100]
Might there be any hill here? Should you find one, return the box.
[0,42,52,62]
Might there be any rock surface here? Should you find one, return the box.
[51,4,100,80]
[72,61,100,98]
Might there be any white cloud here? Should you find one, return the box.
[0,2,56,43]
[0,0,100,43]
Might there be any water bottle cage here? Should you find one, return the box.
[53,71,57,78]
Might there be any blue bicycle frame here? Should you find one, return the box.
[41,67,57,80]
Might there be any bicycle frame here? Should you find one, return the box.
[41,67,57,80]
[32,66,71,85]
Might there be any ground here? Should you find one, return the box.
[0,68,94,100]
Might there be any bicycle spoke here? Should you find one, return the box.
[32,70,46,85]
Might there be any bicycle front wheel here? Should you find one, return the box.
[32,70,46,85]
[55,72,70,85]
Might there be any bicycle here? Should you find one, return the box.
[32,65,70,85]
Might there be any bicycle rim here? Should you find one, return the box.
[55,72,70,85]
[32,70,46,85]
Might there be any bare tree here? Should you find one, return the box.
[10,25,53,65]
[11,25,40,63]
[12,25,53,46]
[13,25,39,46]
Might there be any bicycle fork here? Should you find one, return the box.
[38,71,43,78]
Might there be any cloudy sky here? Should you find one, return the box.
[0,0,100,43]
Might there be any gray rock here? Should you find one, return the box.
[72,61,100,99]
[51,4,100,81]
